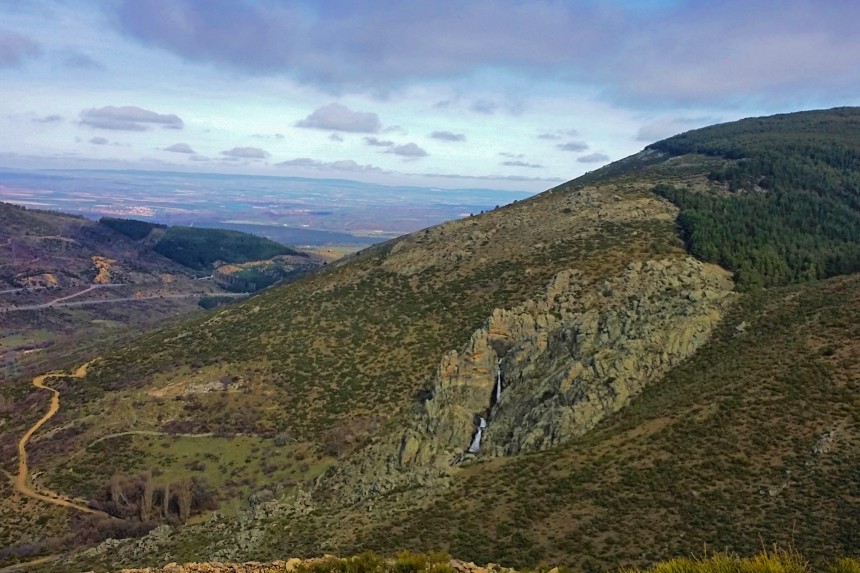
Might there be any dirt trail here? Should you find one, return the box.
[15,362,106,515]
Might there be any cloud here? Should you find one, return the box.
[538,129,580,140]
[90,137,109,145]
[499,152,524,159]
[383,125,407,135]
[164,143,195,153]
[414,171,563,183]
[80,106,184,131]
[387,142,428,158]
[295,103,381,133]
[501,160,543,168]
[470,100,498,115]
[276,157,386,173]
[189,155,210,161]
[556,141,589,152]
[0,29,41,68]
[252,132,284,140]
[108,0,860,104]
[577,152,610,163]
[329,133,344,142]
[364,136,394,147]
[430,131,466,142]
[221,146,268,159]
[60,50,103,70]
[33,115,63,124]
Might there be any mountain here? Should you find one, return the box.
[3,108,860,572]
[0,205,322,379]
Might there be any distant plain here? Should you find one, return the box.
[0,169,532,247]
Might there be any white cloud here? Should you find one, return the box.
[80,106,184,131]
[164,143,195,154]
[295,103,381,133]
[221,146,268,159]
[387,142,428,158]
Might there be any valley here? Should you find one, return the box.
[2,109,860,572]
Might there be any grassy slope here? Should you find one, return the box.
[73,172,683,443]
[13,109,860,570]
[336,271,860,570]
[2,162,685,565]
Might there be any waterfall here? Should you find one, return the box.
[494,368,502,404]
[468,417,487,453]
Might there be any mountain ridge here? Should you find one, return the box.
[3,107,860,571]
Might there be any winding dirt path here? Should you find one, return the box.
[15,362,106,515]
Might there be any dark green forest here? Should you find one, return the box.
[650,107,860,289]
[153,226,301,270]
[99,217,165,240]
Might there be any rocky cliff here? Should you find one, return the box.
[329,255,734,503]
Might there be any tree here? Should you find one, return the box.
[162,482,170,519]
[140,471,154,522]
[176,478,193,524]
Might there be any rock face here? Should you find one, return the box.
[327,256,734,502]
[421,256,734,456]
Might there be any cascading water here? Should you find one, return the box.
[466,360,504,455]
[468,417,487,453]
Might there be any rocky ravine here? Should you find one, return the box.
[329,255,734,503]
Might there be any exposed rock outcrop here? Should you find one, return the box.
[420,256,733,456]
[325,256,734,503]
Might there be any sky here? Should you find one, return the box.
[1,0,859,192]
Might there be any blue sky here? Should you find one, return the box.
[1,0,858,192]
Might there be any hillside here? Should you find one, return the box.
[3,108,860,572]
[0,207,323,374]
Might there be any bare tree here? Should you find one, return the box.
[140,471,154,522]
[176,478,193,524]
[110,474,126,506]
[162,482,170,519]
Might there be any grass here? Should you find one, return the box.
[10,112,860,570]
[622,549,850,573]
[331,273,860,570]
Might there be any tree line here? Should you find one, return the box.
[649,108,860,290]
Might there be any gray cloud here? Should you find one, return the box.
[33,114,63,124]
[383,125,407,135]
[414,171,562,183]
[164,143,195,153]
[499,152,524,159]
[276,157,386,173]
[577,152,609,163]
[470,100,498,115]
[556,141,589,152]
[295,103,381,133]
[538,129,579,140]
[501,160,543,168]
[90,137,109,145]
[221,146,268,159]
[329,133,344,142]
[110,0,860,104]
[364,136,394,147]
[387,142,428,158]
[80,106,184,131]
[189,155,210,161]
[0,29,41,68]
[61,50,103,70]
[430,131,466,142]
